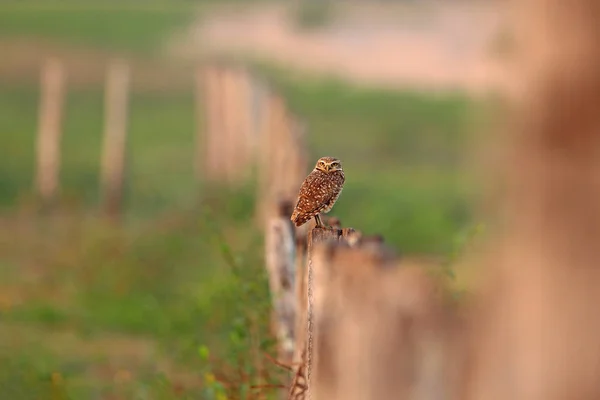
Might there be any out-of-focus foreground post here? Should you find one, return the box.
[462,1,600,400]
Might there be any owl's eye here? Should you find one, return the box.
[331,162,339,168]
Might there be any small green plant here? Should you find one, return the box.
[199,347,228,400]
[442,222,485,300]
[198,206,286,400]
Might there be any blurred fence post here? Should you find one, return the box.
[35,58,66,204]
[281,113,308,203]
[293,234,308,366]
[287,227,345,399]
[100,59,130,221]
[199,65,225,182]
[220,66,236,184]
[255,87,274,224]
[256,92,308,228]
[221,66,247,184]
[232,67,255,182]
[199,64,260,185]
[462,1,600,400]
[298,228,453,400]
[265,200,298,366]
[194,66,208,180]
[198,63,308,225]
[265,200,299,400]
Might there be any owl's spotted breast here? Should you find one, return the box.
[290,168,345,227]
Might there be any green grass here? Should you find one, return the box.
[0,1,198,54]
[0,191,273,398]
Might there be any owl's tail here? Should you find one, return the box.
[290,209,306,227]
[290,209,300,226]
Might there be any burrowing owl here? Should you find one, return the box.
[290,156,345,228]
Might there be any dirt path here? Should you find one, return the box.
[169,1,512,94]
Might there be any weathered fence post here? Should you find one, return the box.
[286,226,359,400]
[199,64,225,182]
[255,91,308,229]
[35,57,66,204]
[194,66,208,180]
[224,66,254,183]
[100,59,130,220]
[220,66,237,184]
[256,92,285,224]
[463,1,600,400]
[200,64,258,185]
[235,67,253,182]
[293,234,308,366]
[305,228,343,397]
[309,236,452,400]
[283,116,308,204]
[265,200,298,365]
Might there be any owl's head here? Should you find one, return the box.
[315,157,343,173]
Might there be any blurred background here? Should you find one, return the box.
[0,0,506,398]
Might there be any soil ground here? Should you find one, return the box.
[169,1,512,94]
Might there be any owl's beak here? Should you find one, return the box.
[325,165,330,172]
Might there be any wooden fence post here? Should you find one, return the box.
[270,96,288,202]
[35,57,66,204]
[265,199,299,400]
[200,64,259,185]
[293,234,308,366]
[255,92,308,229]
[265,200,298,365]
[199,65,225,182]
[220,66,237,184]
[305,228,356,400]
[255,87,273,225]
[306,234,451,400]
[194,66,208,180]
[285,116,309,237]
[249,77,267,174]
[235,67,255,181]
[463,1,600,400]
[284,226,355,399]
[259,93,287,223]
[282,114,308,203]
[100,59,130,220]
[222,66,254,183]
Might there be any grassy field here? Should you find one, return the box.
[0,1,200,54]
[0,1,478,398]
[1,87,196,214]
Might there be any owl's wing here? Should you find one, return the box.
[294,171,335,216]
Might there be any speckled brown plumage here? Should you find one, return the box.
[291,157,345,228]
